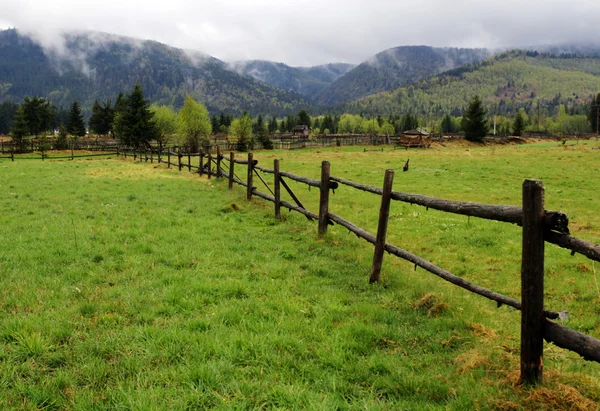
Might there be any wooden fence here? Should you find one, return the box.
[16,143,600,385]
[128,146,600,384]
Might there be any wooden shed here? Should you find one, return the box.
[292,125,311,138]
[398,129,431,148]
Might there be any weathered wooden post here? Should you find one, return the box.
[247,152,254,200]
[188,152,191,171]
[229,152,235,189]
[216,146,222,178]
[199,151,204,176]
[167,150,171,168]
[520,179,545,385]
[369,169,395,283]
[207,152,212,180]
[318,161,331,236]
[178,149,182,171]
[274,159,281,219]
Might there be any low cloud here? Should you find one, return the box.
[2,0,600,66]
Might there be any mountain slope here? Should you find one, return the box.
[0,29,310,115]
[343,51,600,117]
[314,46,491,106]
[227,60,354,99]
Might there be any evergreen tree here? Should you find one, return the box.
[10,106,29,147]
[211,115,220,133]
[22,96,54,136]
[55,124,69,149]
[440,114,455,133]
[588,93,600,134]
[461,95,488,142]
[512,111,525,136]
[89,100,114,136]
[67,101,87,137]
[296,109,311,127]
[114,84,157,147]
[286,114,296,132]
[268,117,278,133]
[0,101,18,135]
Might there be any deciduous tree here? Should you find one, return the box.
[176,95,211,152]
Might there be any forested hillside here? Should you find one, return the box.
[228,61,354,99]
[0,29,310,116]
[344,51,600,117]
[314,46,491,106]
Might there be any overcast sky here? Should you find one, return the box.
[1,0,599,66]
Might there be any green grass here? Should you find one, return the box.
[1,140,599,409]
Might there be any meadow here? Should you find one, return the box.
[0,139,599,409]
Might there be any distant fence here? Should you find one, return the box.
[118,146,600,385]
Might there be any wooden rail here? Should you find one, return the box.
[120,147,600,385]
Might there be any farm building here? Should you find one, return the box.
[292,125,311,138]
[397,128,431,148]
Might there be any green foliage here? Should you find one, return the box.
[462,96,488,141]
[440,114,455,133]
[66,101,86,137]
[88,100,114,136]
[345,52,600,119]
[55,124,69,149]
[229,113,253,151]
[0,101,18,135]
[588,93,600,134]
[399,114,419,132]
[176,96,211,152]
[150,104,177,146]
[296,109,311,127]
[316,46,489,105]
[21,96,54,136]
[9,106,29,145]
[114,83,157,147]
[512,111,525,136]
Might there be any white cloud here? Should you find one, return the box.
[2,0,600,66]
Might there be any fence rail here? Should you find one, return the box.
[21,144,599,386]
[116,146,600,384]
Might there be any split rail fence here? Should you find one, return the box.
[97,146,600,384]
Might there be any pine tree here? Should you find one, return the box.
[296,109,311,127]
[462,95,488,142]
[440,114,454,133]
[114,84,157,147]
[22,96,54,136]
[67,101,86,138]
[512,111,525,136]
[10,106,29,147]
[55,124,69,149]
[588,93,600,134]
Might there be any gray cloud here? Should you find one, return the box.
[2,0,600,66]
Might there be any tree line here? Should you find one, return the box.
[4,87,600,149]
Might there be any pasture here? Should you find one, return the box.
[0,139,599,409]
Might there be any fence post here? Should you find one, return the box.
[247,152,254,200]
[167,150,171,168]
[199,151,204,176]
[274,159,281,219]
[188,152,191,171]
[178,149,182,171]
[520,179,545,385]
[229,152,235,189]
[369,169,395,283]
[318,161,331,236]
[217,146,222,178]
[207,152,212,180]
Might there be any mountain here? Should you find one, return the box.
[343,50,600,117]
[313,46,491,106]
[227,60,354,99]
[0,29,310,116]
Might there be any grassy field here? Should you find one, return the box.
[0,139,599,409]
